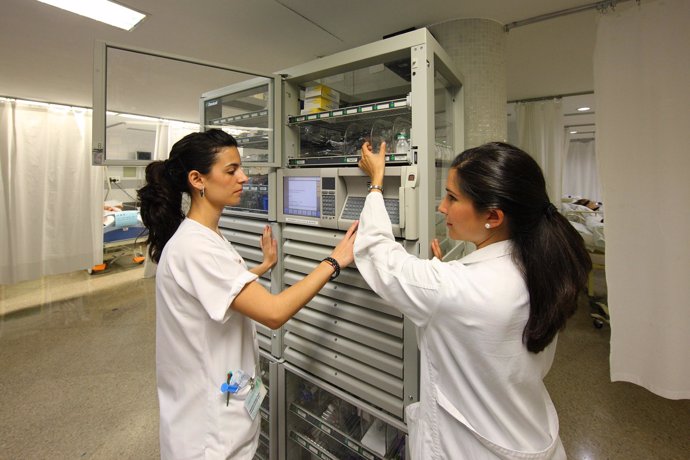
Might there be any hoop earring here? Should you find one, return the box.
[200,187,205,198]
[484,223,490,229]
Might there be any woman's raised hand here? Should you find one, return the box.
[431,238,444,260]
[358,141,386,184]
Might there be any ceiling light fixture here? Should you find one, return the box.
[577,106,591,112]
[570,130,578,134]
[119,113,159,122]
[36,0,146,31]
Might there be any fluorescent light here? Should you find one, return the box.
[36,0,146,31]
[119,113,159,122]
[577,106,591,112]
[569,130,578,134]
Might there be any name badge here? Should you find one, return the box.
[244,377,267,420]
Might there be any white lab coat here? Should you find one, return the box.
[354,193,566,460]
[156,218,260,460]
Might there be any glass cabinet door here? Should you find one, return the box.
[202,77,276,164]
[93,42,275,166]
[433,68,468,260]
[284,367,406,460]
[254,353,272,460]
[223,166,272,218]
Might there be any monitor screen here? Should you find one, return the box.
[283,176,320,218]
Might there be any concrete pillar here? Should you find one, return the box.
[430,19,507,148]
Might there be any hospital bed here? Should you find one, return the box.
[562,203,609,328]
[92,207,148,273]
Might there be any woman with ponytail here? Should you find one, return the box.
[138,129,357,460]
[355,141,590,459]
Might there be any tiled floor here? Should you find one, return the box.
[1,267,688,459]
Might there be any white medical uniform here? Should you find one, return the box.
[354,193,566,460]
[156,218,260,460]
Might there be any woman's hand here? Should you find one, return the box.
[329,220,359,269]
[431,238,444,260]
[260,225,278,268]
[250,225,278,276]
[358,141,386,185]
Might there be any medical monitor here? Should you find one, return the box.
[277,166,417,239]
[283,176,321,218]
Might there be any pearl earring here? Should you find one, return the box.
[485,223,491,229]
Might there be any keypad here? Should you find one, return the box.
[322,192,336,217]
[341,196,399,224]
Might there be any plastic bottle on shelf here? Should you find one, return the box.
[321,403,340,427]
[394,131,410,155]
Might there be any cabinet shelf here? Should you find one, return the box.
[288,98,410,125]
[236,135,268,148]
[242,184,269,193]
[290,402,385,460]
[254,434,269,460]
[208,109,269,128]
[287,96,412,167]
[289,430,340,460]
[287,153,410,168]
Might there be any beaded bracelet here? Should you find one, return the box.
[322,256,341,280]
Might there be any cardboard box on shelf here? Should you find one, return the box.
[303,96,339,112]
[300,107,323,115]
[304,84,340,103]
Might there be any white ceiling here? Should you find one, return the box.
[0,0,598,134]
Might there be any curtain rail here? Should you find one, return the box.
[0,95,91,110]
[504,0,637,31]
[508,91,594,105]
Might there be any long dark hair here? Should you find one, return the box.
[137,129,237,263]
[452,142,592,352]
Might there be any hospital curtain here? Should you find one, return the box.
[594,0,690,399]
[563,139,601,202]
[0,99,102,285]
[154,122,198,162]
[515,99,565,204]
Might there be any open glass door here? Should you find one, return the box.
[92,41,280,167]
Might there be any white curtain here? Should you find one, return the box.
[154,122,198,161]
[0,100,102,285]
[563,139,601,202]
[515,100,565,203]
[595,0,690,399]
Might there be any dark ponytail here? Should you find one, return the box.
[137,129,237,263]
[452,142,592,352]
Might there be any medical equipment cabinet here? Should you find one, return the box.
[203,29,464,459]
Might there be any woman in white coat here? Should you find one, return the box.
[355,141,591,459]
[138,129,357,459]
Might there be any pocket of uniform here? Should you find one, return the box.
[233,383,252,401]
[436,387,558,460]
